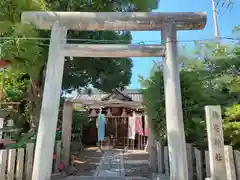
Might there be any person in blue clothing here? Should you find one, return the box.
[96,108,106,151]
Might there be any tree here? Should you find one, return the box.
[139,61,218,147]
[0,0,159,126]
[0,71,29,102]
[223,104,240,149]
[139,40,240,149]
[42,0,158,92]
[0,71,31,135]
[197,42,240,104]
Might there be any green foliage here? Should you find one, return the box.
[1,0,158,93]
[44,0,158,12]
[224,104,240,121]
[0,0,46,79]
[5,127,63,149]
[0,0,46,22]
[139,71,166,143]
[140,40,240,149]
[5,131,35,149]
[223,104,240,149]
[72,110,89,135]
[0,71,31,133]
[139,66,214,147]
[0,71,29,101]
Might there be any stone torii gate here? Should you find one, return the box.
[21,11,207,180]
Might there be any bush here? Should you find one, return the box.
[223,104,240,149]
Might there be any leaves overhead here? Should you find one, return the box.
[1,0,158,92]
[0,0,158,128]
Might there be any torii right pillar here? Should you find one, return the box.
[162,22,188,180]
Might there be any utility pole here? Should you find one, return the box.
[212,0,220,37]
[212,0,220,46]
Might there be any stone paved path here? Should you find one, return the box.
[64,177,150,180]
[63,150,126,180]
[94,150,125,177]
[62,150,154,180]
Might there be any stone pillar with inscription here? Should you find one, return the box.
[205,105,226,180]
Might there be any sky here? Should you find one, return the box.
[129,0,240,89]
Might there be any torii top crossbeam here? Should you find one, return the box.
[21,11,207,31]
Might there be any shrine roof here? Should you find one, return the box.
[74,88,142,102]
[68,88,143,109]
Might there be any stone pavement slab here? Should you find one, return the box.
[151,173,170,180]
[94,150,125,177]
[63,176,150,180]
[60,150,154,180]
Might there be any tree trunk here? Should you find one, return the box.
[30,99,42,128]
[27,80,43,128]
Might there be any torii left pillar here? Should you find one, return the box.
[31,22,67,180]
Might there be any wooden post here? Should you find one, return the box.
[205,151,210,177]
[148,126,156,170]
[224,146,236,180]
[186,143,194,180]
[162,23,188,180]
[233,151,240,180]
[144,114,148,151]
[157,141,164,173]
[16,149,24,180]
[0,149,7,180]
[205,105,226,180]
[55,141,62,173]
[152,145,157,172]
[164,146,170,175]
[132,139,134,151]
[25,143,34,180]
[115,118,118,139]
[31,22,67,180]
[138,134,141,150]
[132,111,136,151]
[0,117,4,140]
[194,148,203,180]
[145,114,150,152]
[147,127,152,153]
[7,149,16,180]
[61,101,73,169]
